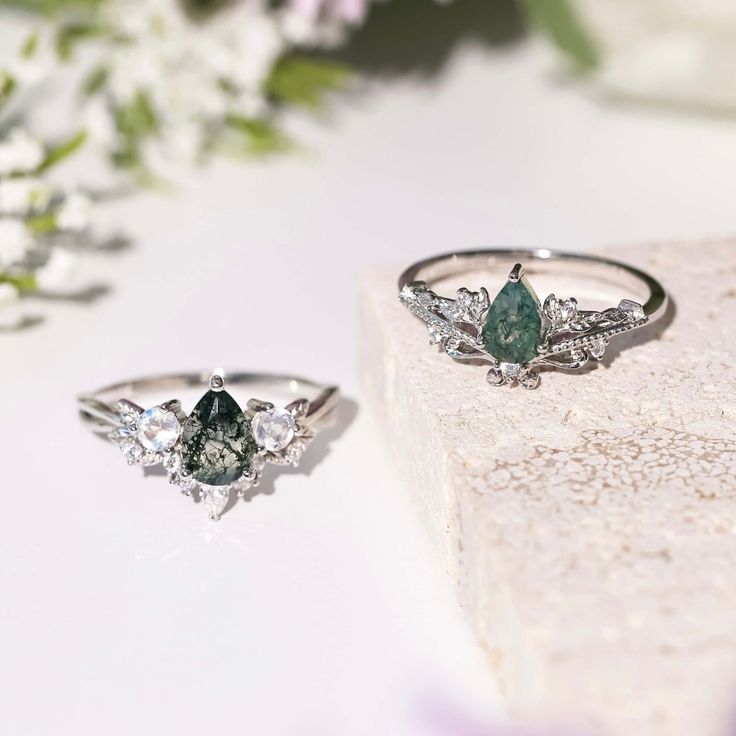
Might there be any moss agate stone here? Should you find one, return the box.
[181,389,256,486]
[481,275,542,364]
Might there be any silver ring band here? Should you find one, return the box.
[78,371,339,433]
[399,248,668,389]
[399,248,667,321]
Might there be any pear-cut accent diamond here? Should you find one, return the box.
[200,484,229,520]
[136,406,181,452]
[482,275,542,364]
[252,408,296,452]
[181,389,256,486]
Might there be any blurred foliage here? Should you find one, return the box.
[523,0,598,71]
[0,0,102,12]
[329,0,525,76]
[223,115,291,156]
[266,56,350,110]
[0,271,37,292]
[36,129,87,172]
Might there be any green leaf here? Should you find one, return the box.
[116,90,158,139]
[265,56,350,110]
[110,91,158,175]
[224,115,290,155]
[26,211,58,234]
[20,31,39,58]
[523,0,599,71]
[0,0,103,13]
[36,130,87,173]
[0,70,15,110]
[56,22,100,61]
[82,64,109,96]
[0,271,37,293]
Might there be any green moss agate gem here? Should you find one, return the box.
[181,389,256,486]
[481,275,542,364]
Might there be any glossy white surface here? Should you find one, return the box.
[2,12,736,736]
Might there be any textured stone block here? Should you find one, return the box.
[358,242,736,736]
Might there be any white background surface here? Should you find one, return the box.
[2,11,736,735]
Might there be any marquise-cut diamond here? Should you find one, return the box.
[136,406,181,452]
[252,408,296,452]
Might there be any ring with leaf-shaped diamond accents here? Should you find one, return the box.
[399,249,668,389]
[78,370,340,519]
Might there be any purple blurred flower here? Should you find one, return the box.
[418,695,581,736]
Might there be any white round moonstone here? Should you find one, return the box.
[136,406,181,452]
[252,407,296,452]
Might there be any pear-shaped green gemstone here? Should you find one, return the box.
[181,389,256,486]
[481,275,542,364]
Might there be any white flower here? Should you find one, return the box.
[9,25,57,87]
[0,178,51,215]
[0,219,32,268]
[35,248,78,292]
[82,99,119,150]
[0,282,19,309]
[56,192,92,232]
[0,129,44,176]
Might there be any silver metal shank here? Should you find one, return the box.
[78,371,339,433]
[399,248,667,321]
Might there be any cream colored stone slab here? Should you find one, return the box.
[358,242,736,736]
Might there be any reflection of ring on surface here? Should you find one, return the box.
[78,370,340,519]
[399,249,668,389]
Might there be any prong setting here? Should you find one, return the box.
[508,263,524,283]
[209,373,225,392]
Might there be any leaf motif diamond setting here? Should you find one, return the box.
[400,262,649,389]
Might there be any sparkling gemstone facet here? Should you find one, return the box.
[200,484,229,520]
[252,408,296,452]
[136,406,181,452]
[181,389,256,486]
[482,275,542,364]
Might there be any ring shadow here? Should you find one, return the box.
[237,396,359,506]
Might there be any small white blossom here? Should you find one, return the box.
[0,219,32,268]
[82,99,119,150]
[0,282,19,308]
[0,129,44,176]
[0,178,51,215]
[9,25,57,87]
[35,248,78,292]
[56,192,92,232]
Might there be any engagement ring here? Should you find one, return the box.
[78,370,340,519]
[399,249,668,389]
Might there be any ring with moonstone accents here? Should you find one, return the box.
[399,249,668,389]
[78,371,340,520]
